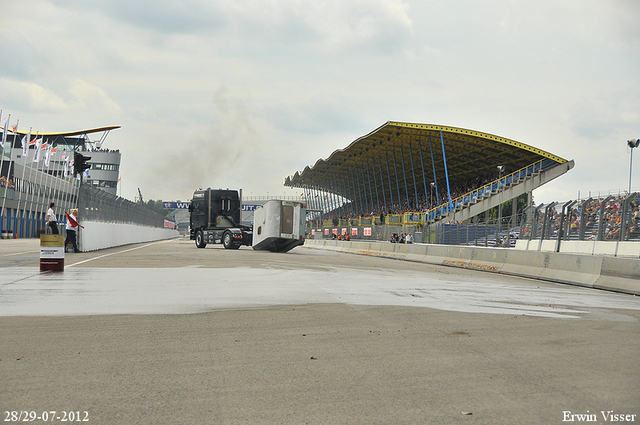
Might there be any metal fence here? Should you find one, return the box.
[307,214,519,248]
[78,184,166,228]
[520,193,640,242]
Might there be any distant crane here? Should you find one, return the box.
[136,188,144,204]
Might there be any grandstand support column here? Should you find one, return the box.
[351,168,360,216]
[428,134,440,207]
[329,178,338,217]
[370,159,381,214]
[329,179,338,215]
[346,171,356,216]
[385,153,394,212]
[408,141,419,210]
[339,175,349,217]
[512,194,518,229]
[392,150,402,211]
[314,186,321,215]
[315,186,323,215]
[497,166,504,244]
[377,157,387,213]
[319,186,327,216]
[332,179,339,215]
[400,145,410,210]
[333,174,346,216]
[440,131,453,212]
[337,174,347,217]
[359,165,369,214]
[345,174,354,217]
[365,162,375,215]
[308,186,315,213]
[418,138,429,210]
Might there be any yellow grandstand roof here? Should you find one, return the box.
[285,121,568,192]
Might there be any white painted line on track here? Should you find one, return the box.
[0,250,39,257]
[66,239,173,267]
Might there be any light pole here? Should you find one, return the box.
[628,139,639,194]
[496,165,504,246]
[430,182,435,209]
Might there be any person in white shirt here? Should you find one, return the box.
[46,203,58,234]
[64,209,84,253]
[405,232,413,244]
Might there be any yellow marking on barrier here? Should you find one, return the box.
[442,259,500,272]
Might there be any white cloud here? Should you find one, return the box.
[0,0,638,204]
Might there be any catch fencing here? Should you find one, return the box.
[520,192,640,242]
[78,184,167,228]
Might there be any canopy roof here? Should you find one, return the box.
[285,121,568,196]
[15,126,121,137]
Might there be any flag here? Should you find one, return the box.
[44,145,53,167]
[21,131,31,157]
[67,157,74,178]
[65,212,79,228]
[11,124,17,132]
[33,138,42,163]
[0,118,7,148]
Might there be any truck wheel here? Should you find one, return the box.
[222,231,233,249]
[195,231,206,248]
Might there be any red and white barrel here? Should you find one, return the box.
[40,235,65,272]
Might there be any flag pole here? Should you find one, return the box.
[0,113,11,193]
[15,126,31,237]
[0,114,11,234]
[27,133,43,233]
[34,136,51,232]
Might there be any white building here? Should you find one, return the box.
[0,126,121,238]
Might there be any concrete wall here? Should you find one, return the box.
[515,239,640,258]
[79,221,178,252]
[305,239,640,296]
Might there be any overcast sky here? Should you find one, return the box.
[1,0,639,204]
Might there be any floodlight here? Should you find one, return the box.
[628,139,639,148]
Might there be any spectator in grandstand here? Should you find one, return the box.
[405,232,413,244]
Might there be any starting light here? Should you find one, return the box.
[74,152,92,176]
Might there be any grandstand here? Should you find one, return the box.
[285,121,574,240]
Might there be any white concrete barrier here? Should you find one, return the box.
[79,221,179,252]
[515,239,640,259]
[306,239,640,296]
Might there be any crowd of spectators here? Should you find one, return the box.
[523,193,640,241]
[0,176,15,189]
[88,148,120,153]
[312,171,499,225]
